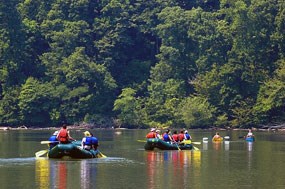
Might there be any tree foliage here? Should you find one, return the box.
[0,0,284,128]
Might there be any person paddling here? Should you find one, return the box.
[56,123,75,144]
[246,129,254,138]
[81,131,93,150]
[162,129,173,143]
[90,132,99,150]
[146,128,156,139]
[48,131,59,149]
[212,132,222,141]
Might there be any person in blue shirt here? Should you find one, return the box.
[90,132,99,150]
[48,131,59,149]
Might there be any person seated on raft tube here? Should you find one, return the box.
[212,132,222,141]
[48,131,59,149]
[146,128,156,139]
[56,124,75,144]
[172,131,179,142]
[184,130,192,140]
[90,132,99,150]
[81,131,93,150]
[156,130,162,139]
[246,129,254,138]
[163,129,173,143]
[178,130,185,142]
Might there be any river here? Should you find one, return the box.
[0,129,285,189]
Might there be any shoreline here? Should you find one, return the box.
[1,125,285,132]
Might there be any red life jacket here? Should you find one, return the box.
[172,134,179,142]
[57,129,68,142]
[178,133,184,141]
[146,132,156,139]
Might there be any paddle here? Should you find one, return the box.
[41,141,59,144]
[180,140,201,145]
[224,136,230,140]
[137,140,147,143]
[193,146,200,151]
[174,142,181,151]
[35,150,48,157]
[97,151,107,158]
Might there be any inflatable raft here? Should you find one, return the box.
[48,141,105,159]
[144,138,193,150]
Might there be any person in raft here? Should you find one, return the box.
[90,132,99,150]
[212,132,222,141]
[146,128,156,139]
[246,129,254,138]
[178,130,185,142]
[172,130,179,142]
[56,123,75,144]
[81,131,94,150]
[184,130,192,140]
[163,129,173,143]
[48,130,59,149]
[155,130,162,139]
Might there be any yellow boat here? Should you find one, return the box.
[212,137,223,142]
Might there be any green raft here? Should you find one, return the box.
[144,138,193,151]
[48,141,105,159]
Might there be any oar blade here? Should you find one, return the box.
[193,146,200,151]
[41,141,59,144]
[35,150,48,157]
[97,151,107,158]
[192,142,201,145]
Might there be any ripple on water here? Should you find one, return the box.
[0,157,35,167]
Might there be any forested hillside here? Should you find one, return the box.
[0,0,284,128]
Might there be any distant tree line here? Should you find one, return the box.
[0,0,284,129]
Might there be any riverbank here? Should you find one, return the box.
[2,123,285,132]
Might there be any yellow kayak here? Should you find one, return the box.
[212,137,223,142]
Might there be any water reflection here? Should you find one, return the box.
[145,151,201,189]
[247,142,253,170]
[224,141,230,151]
[58,161,67,189]
[80,160,97,189]
[35,158,50,189]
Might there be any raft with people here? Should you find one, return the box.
[47,141,106,159]
[144,138,193,151]
[36,127,106,159]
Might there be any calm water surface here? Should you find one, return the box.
[1,129,285,189]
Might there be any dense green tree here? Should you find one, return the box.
[18,77,56,126]
[177,95,216,128]
[113,88,140,127]
[254,59,285,124]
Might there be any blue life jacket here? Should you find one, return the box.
[84,137,92,146]
[91,137,98,145]
[185,133,191,140]
[48,135,58,149]
[163,133,171,142]
[49,135,57,142]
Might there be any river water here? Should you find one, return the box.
[0,129,285,189]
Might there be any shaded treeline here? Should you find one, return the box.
[0,0,284,128]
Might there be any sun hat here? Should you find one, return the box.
[84,131,91,136]
[156,130,160,133]
[151,128,155,132]
[53,131,59,135]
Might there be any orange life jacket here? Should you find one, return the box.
[146,132,156,139]
[57,129,68,142]
[178,133,184,141]
[172,134,179,142]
